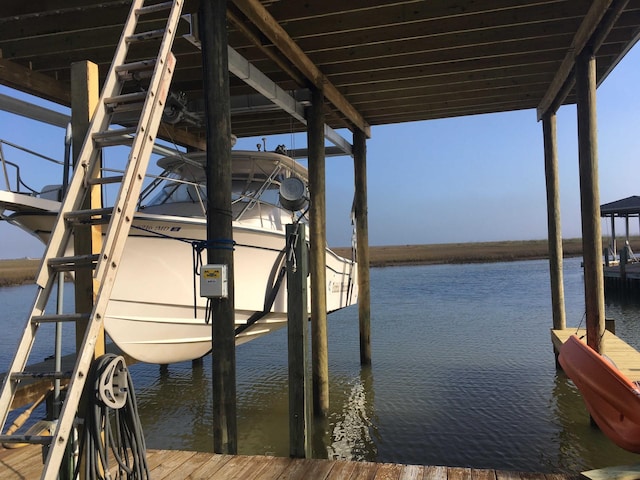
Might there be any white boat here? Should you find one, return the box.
[0,147,358,364]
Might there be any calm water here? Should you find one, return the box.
[2,257,640,472]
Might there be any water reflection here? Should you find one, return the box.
[324,365,378,461]
[133,361,211,452]
[130,351,380,461]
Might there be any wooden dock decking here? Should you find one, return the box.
[0,445,579,480]
[551,328,640,382]
[4,329,639,479]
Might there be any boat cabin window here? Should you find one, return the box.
[146,177,205,206]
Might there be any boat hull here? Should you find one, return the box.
[558,334,640,453]
[2,195,358,364]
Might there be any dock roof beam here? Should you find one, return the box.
[537,0,627,119]
[231,0,371,138]
[184,15,353,156]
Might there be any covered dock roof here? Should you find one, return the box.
[1,0,640,147]
[601,195,640,216]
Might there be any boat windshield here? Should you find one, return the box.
[139,154,302,222]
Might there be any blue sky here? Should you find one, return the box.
[1,44,639,259]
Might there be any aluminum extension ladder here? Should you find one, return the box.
[0,1,183,478]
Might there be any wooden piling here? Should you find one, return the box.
[542,112,566,332]
[199,0,237,454]
[307,87,329,417]
[286,224,312,458]
[70,60,105,356]
[353,129,371,365]
[575,49,605,354]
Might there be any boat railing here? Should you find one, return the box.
[0,139,65,196]
[0,137,308,224]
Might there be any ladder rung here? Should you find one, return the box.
[136,1,174,15]
[126,28,165,43]
[93,127,138,147]
[115,59,157,73]
[65,207,113,225]
[11,371,72,380]
[0,435,52,445]
[34,313,91,324]
[87,175,124,186]
[48,254,100,272]
[104,92,147,105]
[110,102,145,115]
[115,60,157,82]
[117,70,154,82]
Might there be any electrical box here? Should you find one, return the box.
[200,264,228,298]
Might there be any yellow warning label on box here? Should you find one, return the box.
[203,268,221,279]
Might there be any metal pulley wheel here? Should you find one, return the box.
[98,355,128,409]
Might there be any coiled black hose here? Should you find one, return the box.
[76,354,149,479]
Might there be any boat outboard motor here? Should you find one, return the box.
[279,177,308,212]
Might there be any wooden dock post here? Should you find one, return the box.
[70,60,105,357]
[542,111,566,335]
[576,49,605,353]
[200,0,238,454]
[70,60,105,480]
[307,87,330,417]
[353,129,371,365]
[286,224,312,458]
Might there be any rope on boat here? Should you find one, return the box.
[234,222,309,335]
[77,354,149,480]
[235,247,288,336]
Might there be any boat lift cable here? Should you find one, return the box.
[235,247,288,336]
[76,354,149,480]
[235,215,308,336]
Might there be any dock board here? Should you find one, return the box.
[551,329,640,382]
[0,446,579,479]
[603,262,640,280]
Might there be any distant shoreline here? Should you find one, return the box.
[335,236,639,268]
[331,238,588,267]
[0,237,632,286]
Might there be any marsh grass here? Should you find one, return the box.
[0,258,39,286]
[1,237,635,285]
[333,238,633,267]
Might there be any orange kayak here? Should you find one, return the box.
[559,334,640,453]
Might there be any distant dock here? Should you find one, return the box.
[603,262,640,292]
[0,445,579,479]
